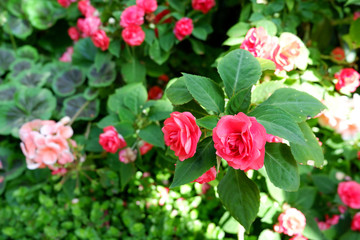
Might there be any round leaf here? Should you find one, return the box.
[62,95,99,121]
[53,68,85,96]
[88,62,116,87]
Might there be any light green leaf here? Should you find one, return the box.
[148,100,173,121]
[196,115,218,130]
[252,81,284,104]
[138,124,165,149]
[121,60,146,83]
[257,58,276,71]
[165,77,193,105]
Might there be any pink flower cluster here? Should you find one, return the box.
[316,214,340,230]
[338,181,360,209]
[335,68,360,93]
[192,0,216,14]
[240,27,308,72]
[274,208,307,238]
[318,94,360,140]
[174,18,194,41]
[19,117,76,170]
[119,1,157,46]
[162,111,267,183]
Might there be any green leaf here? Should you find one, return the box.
[72,38,97,67]
[217,168,260,231]
[0,48,16,72]
[225,87,251,115]
[53,68,85,97]
[218,49,262,98]
[119,162,136,189]
[339,231,360,240]
[148,100,173,121]
[0,84,18,102]
[149,39,170,65]
[84,88,99,101]
[88,62,116,87]
[108,40,121,58]
[226,22,250,38]
[4,14,32,40]
[192,27,208,40]
[264,143,300,191]
[62,95,99,121]
[17,45,39,61]
[97,115,119,129]
[7,0,24,17]
[252,80,284,104]
[23,0,65,30]
[249,105,305,144]
[15,70,49,88]
[255,20,277,36]
[346,0,360,6]
[165,77,193,105]
[350,19,360,44]
[190,38,205,55]
[312,174,337,194]
[0,88,56,137]
[173,100,208,118]
[121,60,146,83]
[196,115,218,130]
[259,230,281,240]
[260,88,326,122]
[9,59,33,78]
[183,73,225,113]
[290,122,324,168]
[168,0,186,14]
[257,58,276,71]
[286,187,317,210]
[159,32,175,51]
[170,137,216,188]
[138,124,165,149]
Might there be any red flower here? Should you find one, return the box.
[158,74,169,82]
[192,0,216,14]
[148,86,163,100]
[78,0,96,17]
[57,0,73,8]
[139,141,153,155]
[154,9,172,24]
[162,112,201,161]
[352,212,360,231]
[331,47,345,61]
[136,0,158,14]
[91,29,110,51]
[338,181,360,209]
[193,166,216,184]
[335,68,360,93]
[68,27,80,41]
[77,16,101,37]
[174,18,193,41]
[120,5,145,28]
[122,25,145,46]
[212,113,266,171]
[99,126,126,153]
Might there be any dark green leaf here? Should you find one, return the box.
[350,19,360,44]
[148,100,173,121]
[121,60,146,83]
[0,84,18,102]
[225,87,251,115]
[17,45,39,61]
[170,137,216,188]
[159,32,175,51]
[265,143,300,191]
[173,100,208,118]
[190,38,205,55]
[218,49,262,98]
[149,39,170,65]
[88,62,116,87]
[312,174,337,194]
[53,68,85,96]
[15,70,49,88]
[339,231,360,240]
[183,73,225,113]
[0,48,16,72]
[165,77,193,105]
[218,168,260,231]
[72,38,97,67]
[9,59,33,78]
[4,14,32,40]
[138,124,164,149]
[108,40,121,58]
[196,115,218,130]
[62,95,99,121]
[192,27,208,40]
[119,162,136,189]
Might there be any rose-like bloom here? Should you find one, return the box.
[212,113,266,171]
[99,126,126,153]
[139,141,153,155]
[192,0,216,14]
[119,148,137,164]
[174,18,193,41]
[289,235,308,240]
[58,0,72,8]
[274,208,306,236]
[78,0,96,17]
[77,16,101,37]
[91,29,110,51]
[335,68,360,93]
[122,25,145,46]
[352,212,360,231]
[240,27,278,59]
[354,12,360,20]
[162,112,202,161]
[148,86,163,100]
[59,47,74,62]
[338,181,360,209]
[120,5,145,27]
[136,0,158,13]
[331,47,345,61]
[193,166,216,184]
[68,27,80,41]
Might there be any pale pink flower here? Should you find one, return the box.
[59,47,74,62]
[119,148,137,164]
[77,16,101,37]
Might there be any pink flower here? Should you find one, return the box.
[99,126,126,153]
[119,148,137,164]
[289,235,308,240]
[331,47,345,61]
[120,5,145,27]
[174,18,193,41]
[352,212,360,231]
[339,205,347,214]
[136,0,158,13]
[77,16,101,37]
[162,112,202,161]
[212,113,266,171]
[68,27,80,41]
[335,68,360,93]
[201,183,211,194]
[122,25,145,46]
[338,181,360,209]
[274,208,306,236]
[354,12,360,21]
[193,166,216,184]
[78,0,96,17]
[59,47,74,62]
[240,27,277,59]
[51,168,67,176]
[91,29,110,51]
[139,141,153,155]
[316,214,340,230]
[192,0,216,14]
[158,74,169,82]
[148,86,163,100]
[57,0,72,8]
[266,134,284,143]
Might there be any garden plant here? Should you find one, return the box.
[0,0,360,239]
